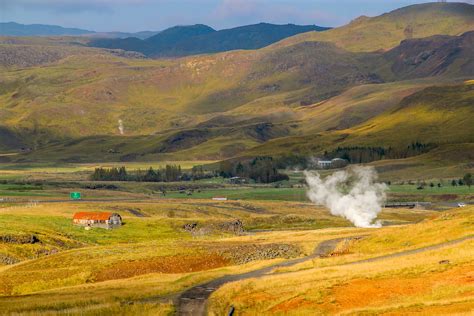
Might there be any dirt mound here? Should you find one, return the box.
[183,219,245,236]
[220,243,302,264]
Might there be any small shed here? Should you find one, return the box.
[73,212,122,229]
[229,177,246,184]
[212,196,228,201]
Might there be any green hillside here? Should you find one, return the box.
[246,80,474,158]
[272,2,474,52]
[0,2,473,172]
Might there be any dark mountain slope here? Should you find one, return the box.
[0,22,159,39]
[158,23,331,57]
[384,31,474,79]
[0,126,24,151]
[0,22,94,36]
[89,23,330,57]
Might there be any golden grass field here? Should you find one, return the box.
[208,207,474,315]
[0,193,471,315]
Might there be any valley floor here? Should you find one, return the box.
[0,194,472,315]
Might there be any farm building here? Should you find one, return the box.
[72,212,122,229]
[229,177,246,184]
[212,196,228,201]
[316,158,349,169]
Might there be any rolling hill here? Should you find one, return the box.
[271,2,474,52]
[0,22,94,37]
[89,23,331,57]
[0,22,159,39]
[0,2,473,173]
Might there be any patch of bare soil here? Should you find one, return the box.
[94,253,231,282]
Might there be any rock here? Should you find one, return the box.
[219,219,245,235]
[0,234,39,244]
[439,260,450,265]
[183,223,198,232]
[221,243,302,264]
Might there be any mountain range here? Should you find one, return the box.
[0,22,159,39]
[0,2,473,176]
[88,23,331,57]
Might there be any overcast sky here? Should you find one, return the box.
[0,0,472,32]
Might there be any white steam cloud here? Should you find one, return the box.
[118,119,124,135]
[305,166,387,228]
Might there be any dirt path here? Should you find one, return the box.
[175,234,473,316]
[344,234,473,265]
[175,237,351,316]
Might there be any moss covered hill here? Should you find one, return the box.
[0,3,473,165]
[273,2,474,52]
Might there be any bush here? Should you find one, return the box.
[219,157,289,183]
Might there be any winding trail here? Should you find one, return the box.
[175,237,352,316]
[175,235,473,316]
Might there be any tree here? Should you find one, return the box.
[451,179,457,186]
[463,173,472,189]
[430,182,434,188]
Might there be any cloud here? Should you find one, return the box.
[213,0,338,27]
[0,0,156,13]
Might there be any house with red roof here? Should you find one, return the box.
[73,212,122,229]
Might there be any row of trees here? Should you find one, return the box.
[219,157,289,183]
[268,143,436,169]
[326,142,435,164]
[91,166,180,182]
[394,173,472,189]
[90,165,213,182]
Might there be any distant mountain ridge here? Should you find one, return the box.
[0,22,94,36]
[89,23,331,57]
[0,22,159,39]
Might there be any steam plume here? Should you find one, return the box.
[118,119,124,135]
[305,166,387,228]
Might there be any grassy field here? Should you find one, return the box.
[0,161,472,204]
[208,207,474,315]
[0,158,470,315]
[164,187,308,202]
[0,198,469,315]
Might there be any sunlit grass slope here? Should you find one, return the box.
[0,3,473,168]
[0,198,436,315]
[248,81,474,159]
[208,207,474,315]
[272,2,474,52]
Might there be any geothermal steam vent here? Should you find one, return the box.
[305,166,387,228]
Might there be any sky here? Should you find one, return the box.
[0,0,472,32]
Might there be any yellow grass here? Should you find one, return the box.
[209,240,473,315]
[207,207,474,315]
[0,200,467,314]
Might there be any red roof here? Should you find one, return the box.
[73,212,113,221]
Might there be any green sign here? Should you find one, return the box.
[70,192,82,200]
